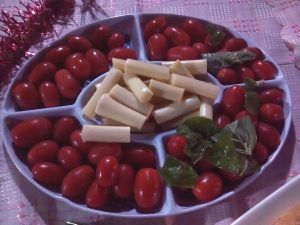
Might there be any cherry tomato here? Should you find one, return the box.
[182,19,206,43]
[53,116,77,145]
[214,114,231,128]
[85,49,109,76]
[147,34,168,61]
[39,81,61,108]
[97,156,119,187]
[166,135,187,160]
[61,165,95,198]
[32,162,65,186]
[143,16,167,40]
[85,180,110,209]
[27,140,59,167]
[27,62,57,85]
[204,31,225,52]
[13,82,40,110]
[64,53,84,68]
[192,42,209,57]
[259,88,283,105]
[90,25,111,51]
[233,65,256,82]
[234,110,258,125]
[259,103,284,124]
[220,170,241,182]
[113,164,135,198]
[107,32,125,50]
[223,38,247,51]
[58,146,82,170]
[167,46,198,61]
[70,129,94,154]
[192,172,223,201]
[253,141,269,164]
[194,159,214,173]
[164,26,191,47]
[67,36,92,52]
[45,45,71,65]
[11,117,52,148]
[217,68,238,85]
[251,60,276,80]
[134,168,162,211]
[88,143,123,166]
[123,145,156,168]
[66,57,91,80]
[55,69,81,99]
[221,85,245,117]
[256,122,280,149]
[242,47,264,64]
[107,48,137,63]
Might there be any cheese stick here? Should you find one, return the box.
[112,58,126,71]
[109,84,154,116]
[125,59,170,81]
[123,73,153,103]
[149,79,184,102]
[82,68,122,119]
[82,125,130,143]
[160,110,199,130]
[152,95,201,124]
[102,118,156,133]
[199,97,213,119]
[95,94,147,129]
[170,73,219,100]
[95,82,101,88]
[169,60,193,78]
[162,59,207,75]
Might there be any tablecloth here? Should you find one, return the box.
[1,1,300,225]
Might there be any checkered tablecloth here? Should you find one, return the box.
[1,1,300,225]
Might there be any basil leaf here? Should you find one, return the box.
[244,78,257,92]
[244,78,260,115]
[160,155,198,188]
[177,124,202,148]
[205,23,226,49]
[183,116,220,138]
[184,140,212,163]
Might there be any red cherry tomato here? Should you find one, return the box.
[113,164,135,198]
[220,170,241,182]
[45,45,71,65]
[194,159,214,173]
[234,110,258,125]
[214,114,231,128]
[234,65,256,82]
[166,135,187,160]
[27,140,59,167]
[85,180,110,209]
[164,26,191,47]
[66,57,91,80]
[85,49,109,76]
[32,162,65,186]
[27,62,57,85]
[204,31,225,52]
[13,82,40,110]
[143,16,167,40]
[216,68,238,85]
[11,117,52,148]
[90,25,111,50]
[259,103,284,124]
[64,53,84,68]
[221,85,245,117]
[107,48,137,63]
[39,81,61,108]
[134,168,162,211]
[147,34,168,61]
[251,60,276,80]
[107,32,125,50]
[223,38,247,51]
[70,129,94,155]
[182,19,206,43]
[253,141,269,164]
[259,88,283,105]
[55,69,81,99]
[167,46,198,61]
[97,156,119,187]
[242,47,264,64]
[53,116,77,145]
[58,146,83,170]
[88,143,123,166]
[192,42,209,57]
[123,144,156,168]
[67,36,92,52]
[256,122,280,149]
[192,172,223,201]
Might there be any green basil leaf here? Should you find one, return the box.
[244,78,260,115]
[183,116,220,138]
[244,77,257,92]
[177,124,202,148]
[160,155,198,188]
[184,140,212,163]
[205,23,226,49]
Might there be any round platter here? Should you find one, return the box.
[1,13,292,218]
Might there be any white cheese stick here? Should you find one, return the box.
[95,94,147,129]
[123,73,153,103]
[149,79,184,102]
[152,95,201,124]
[160,110,200,130]
[125,59,170,81]
[162,59,207,75]
[112,58,126,71]
[82,68,122,119]
[170,73,219,100]
[199,97,213,119]
[82,125,130,143]
[169,60,193,78]
[109,84,154,116]
[95,82,101,88]
[102,118,156,133]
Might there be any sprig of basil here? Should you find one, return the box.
[244,78,260,115]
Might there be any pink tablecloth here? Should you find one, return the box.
[1,1,300,225]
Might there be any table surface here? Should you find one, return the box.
[1,1,300,225]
